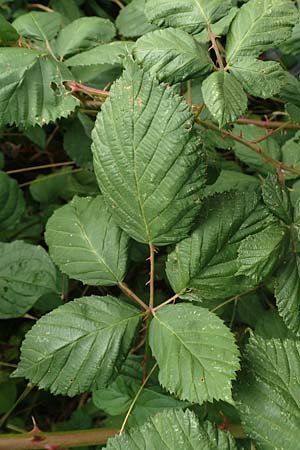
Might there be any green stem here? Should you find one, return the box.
[120,363,158,433]
[149,244,155,310]
[0,385,34,428]
[0,428,118,450]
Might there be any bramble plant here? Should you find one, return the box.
[1,0,300,449]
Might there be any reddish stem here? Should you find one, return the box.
[65,81,110,98]
[0,428,118,450]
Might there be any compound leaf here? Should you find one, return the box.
[0,171,25,232]
[235,335,300,450]
[45,196,130,286]
[0,241,58,319]
[0,48,79,128]
[13,296,141,396]
[149,304,240,404]
[226,0,298,63]
[230,58,285,99]
[105,408,237,450]
[92,62,206,245]
[134,27,213,84]
[145,0,232,35]
[275,254,300,336]
[202,71,247,127]
[56,17,116,58]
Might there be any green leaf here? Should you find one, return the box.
[281,130,300,179]
[202,71,248,127]
[0,14,19,45]
[0,241,58,319]
[232,124,281,175]
[226,0,298,63]
[116,0,157,38]
[275,254,300,336]
[92,62,206,245]
[0,374,17,414]
[0,171,25,231]
[280,21,300,56]
[24,125,47,149]
[105,409,238,449]
[12,11,62,42]
[204,169,259,196]
[195,7,238,43]
[236,224,288,282]
[145,0,232,35]
[166,191,275,300]
[29,168,71,204]
[255,310,299,340]
[149,304,240,404]
[0,48,79,128]
[66,41,133,68]
[280,73,300,109]
[13,296,141,396]
[63,113,93,169]
[134,27,213,84]
[45,196,130,286]
[262,174,293,224]
[55,17,116,58]
[50,0,83,23]
[235,335,300,450]
[230,58,285,99]
[93,356,186,427]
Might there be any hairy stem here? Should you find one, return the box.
[118,282,149,311]
[0,428,118,450]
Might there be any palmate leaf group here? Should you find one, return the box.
[1,0,300,448]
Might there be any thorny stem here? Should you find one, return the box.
[153,294,179,312]
[0,428,118,450]
[120,363,158,433]
[195,117,300,176]
[118,282,149,311]
[149,244,155,310]
[186,80,192,106]
[208,26,224,70]
[236,117,300,129]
